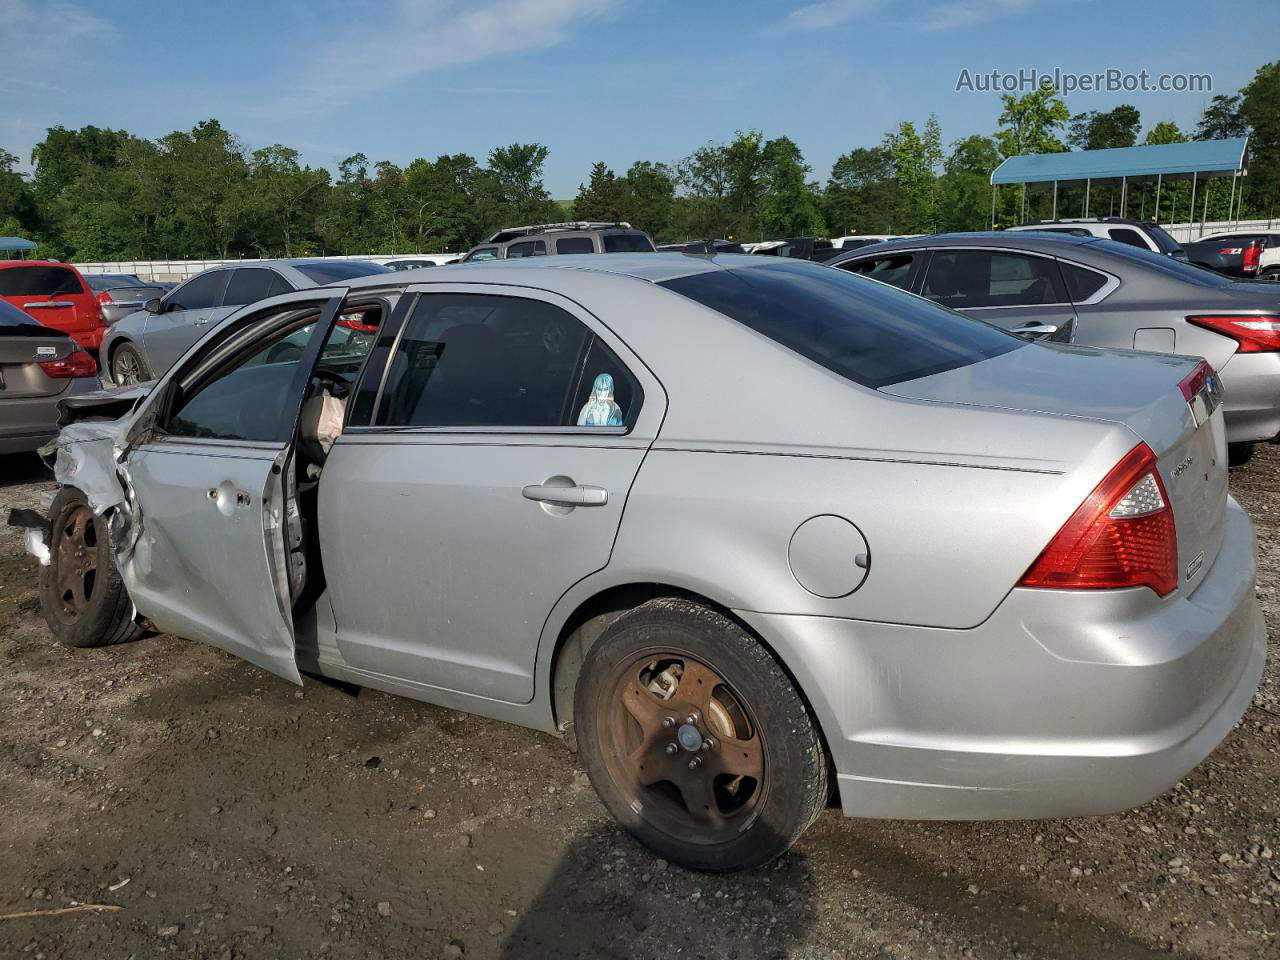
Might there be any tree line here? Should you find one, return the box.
[1,61,1275,262]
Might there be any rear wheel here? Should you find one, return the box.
[1260,268,1280,283]
[39,487,142,648]
[574,598,828,872]
[1228,443,1255,468]
[110,342,150,386]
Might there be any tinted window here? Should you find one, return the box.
[505,240,546,258]
[840,254,915,290]
[84,274,142,291]
[224,268,284,307]
[293,261,391,284]
[556,237,596,255]
[602,233,655,253]
[167,271,226,311]
[1144,223,1182,254]
[923,250,1066,308]
[464,247,499,262]
[377,294,602,428]
[660,260,1021,389]
[1108,228,1150,250]
[1060,262,1109,302]
[0,266,84,297]
[168,313,318,442]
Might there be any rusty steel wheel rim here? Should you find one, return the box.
[52,505,99,624]
[600,648,766,845]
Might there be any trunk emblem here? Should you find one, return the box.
[1172,457,1193,478]
[1185,552,1204,581]
[36,346,57,357]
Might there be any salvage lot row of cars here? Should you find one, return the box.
[3,227,1273,872]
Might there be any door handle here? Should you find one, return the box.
[522,483,608,507]
[1010,321,1062,340]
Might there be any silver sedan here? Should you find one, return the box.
[15,255,1265,872]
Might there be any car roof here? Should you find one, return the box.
[339,252,799,290]
[830,232,1099,259]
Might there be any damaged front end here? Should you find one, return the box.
[8,381,156,569]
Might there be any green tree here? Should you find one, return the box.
[1240,62,1280,217]
[758,136,825,237]
[1144,121,1187,145]
[938,134,1001,231]
[487,143,558,227]
[0,148,39,236]
[621,161,675,238]
[823,145,899,234]
[995,87,1070,157]
[573,162,630,222]
[1067,105,1141,150]
[673,141,732,238]
[1195,94,1249,140]
[889,117,943,232]
[247,146,329,256]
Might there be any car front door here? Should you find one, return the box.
[121,290,348,683]
[919,248,1079,342]
[317,282,665,704]
[144,269,231,374]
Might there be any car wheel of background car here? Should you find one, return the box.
[39,487,143,648]
[574,597,829,872]
[1261,268,1280,283]
[1228,443,1256,468]
[110,342,150,386]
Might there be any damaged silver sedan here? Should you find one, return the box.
[15,256,1266,872]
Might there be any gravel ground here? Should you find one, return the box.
[0,447,1277,960]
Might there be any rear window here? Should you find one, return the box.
[1086,240,1236,287]
[0,266,84,297]
[602,233,655,253]
[293,261,392,284]
[84,274,142,291]
[659,260,1022,389]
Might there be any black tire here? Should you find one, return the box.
[1228,443,1255,468]
[574,597,829,872]
[1260,268,1280,283]
[110,342,150,386]
[39,487,143,648]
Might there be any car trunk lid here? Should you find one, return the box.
[0,328,77,399]
[880,341,1228,597]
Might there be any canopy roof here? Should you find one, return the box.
[0,236,37,251]
[991,138,1248,185]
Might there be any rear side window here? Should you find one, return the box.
[505,240,546,258]
[1059,262,1110,302]
[922,250,1066,308]
[602,233,655,253]
[1107,228,1151,250]
[168,271,227,311]
[224,268,286,307]
[839,254,916,290]
[376,293,636,428]
[660,260,1021,389]
[0,266,84,297]
[556,236,596,255]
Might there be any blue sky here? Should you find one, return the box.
[3,0,1276,197]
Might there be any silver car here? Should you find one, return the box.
[16,255,1265,872]
[829,232,1280,464]
[99,259,391,386]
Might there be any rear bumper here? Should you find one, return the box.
[1218,351,1280,444]
[737,496,1265,820]
[0,376,101,453]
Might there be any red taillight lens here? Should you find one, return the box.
[1242,245,1261,272]
[1187,314,1280,353]
[96,290,113,304]
[1178,359,1212,404]
[39,350,98,379]
[337,313,378,333]
[1019,443,1177,597]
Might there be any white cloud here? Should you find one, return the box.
[787,0,1039,30]
[289,0,620,108]
[0,0,115,74]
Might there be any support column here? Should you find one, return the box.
[1155,174,1162,222]
[1052,181,1058,220]
[990,185,997,229]
[1189,172,1197,237]
[1084,179,1091,217]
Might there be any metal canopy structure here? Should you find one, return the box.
[0,236,37,253]
[989,138,1250,233]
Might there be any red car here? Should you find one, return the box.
[0,261,106,354]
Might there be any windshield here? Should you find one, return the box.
[293,261,392,284]
[659,260,1023,389]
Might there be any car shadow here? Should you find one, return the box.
[499,823,816,960]
[0,452,53,489]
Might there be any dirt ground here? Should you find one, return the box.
[1,447,1277,960]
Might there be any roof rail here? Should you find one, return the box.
[486,221,634,243]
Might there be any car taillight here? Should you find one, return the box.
[1019,442,1177,597]
[96,290,113,304]
[1242,245,1261,273]
[1187,314,1280,353]
[337,313,378,333]
[39,350,98,379]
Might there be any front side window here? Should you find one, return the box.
[922,250,1066,308]
[660,260,1021,390]
[168,271,227,311]
[505,240,547,259]
[557,236,596,255]
[376,293,640,429]
[167,310,320,442]
[839,254,916,290]
[0,266,84,296]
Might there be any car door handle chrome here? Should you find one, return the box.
[23,300,75,309]
[521,483,608,507]
[193,317,211,326]
[1010,321,1061,339]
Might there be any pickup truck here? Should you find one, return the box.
[1185,231,1280,279]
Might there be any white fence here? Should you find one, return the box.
[1163,218,1279,243]
[73,253,451,283]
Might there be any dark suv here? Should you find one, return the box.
[460,222,656,261]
